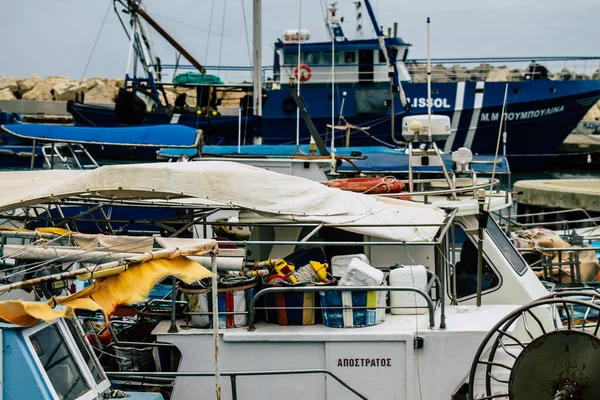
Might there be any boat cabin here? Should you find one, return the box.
[0,318,162,400]
[273,36,412,87]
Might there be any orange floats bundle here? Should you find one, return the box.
[322,177,405,194]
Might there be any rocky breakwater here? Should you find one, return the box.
[406,62,600,83]
[408,63,600,123]
[0,75,245,109]
[0,75,124,103]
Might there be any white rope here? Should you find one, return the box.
[292,264,319,283]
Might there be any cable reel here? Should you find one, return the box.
[467,292,600,400]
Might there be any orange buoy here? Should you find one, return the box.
[322,177,404,194]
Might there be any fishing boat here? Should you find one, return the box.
[0,161,599,399]
[68,0,600,169]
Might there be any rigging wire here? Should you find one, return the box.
[204,0,217,64]
[113,0,131,41]
[79,0,113,82]
[149,10,252,46]
[217,0,228,70]
[240,0,252,66]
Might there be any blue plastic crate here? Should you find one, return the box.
[320,289,386,328]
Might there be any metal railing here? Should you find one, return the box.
[518,246,600,287]
[107,369,369,400]
[153,56,600,85]
[248,285,439,330]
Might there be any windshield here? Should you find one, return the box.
[64,318,106,385]
[30,324,91,400]
[486,217,528,275]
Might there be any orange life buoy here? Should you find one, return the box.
[322,177,405,194]
[294,64,312,82]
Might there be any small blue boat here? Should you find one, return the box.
[1,123,201,162]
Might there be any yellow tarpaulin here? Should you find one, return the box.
[0,256,212,327]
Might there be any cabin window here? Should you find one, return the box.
[345,51,356,63]
[303,52,318,65]
[30,324,91,400]
[486,217,528,275]
[322,51,343,65]
[450,224,501,299]
[284,53,297,65]
[64,319,106,385]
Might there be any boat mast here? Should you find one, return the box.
[126,0,206,74]
[253,0,262,116]
[363,0,408,140]
[328,4,336,154]
[296,0,302,153]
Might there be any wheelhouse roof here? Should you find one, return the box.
[276,37,411,54]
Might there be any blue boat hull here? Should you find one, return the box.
[259,80,600,169]
[70,80,600,168]
[70,103,258,147]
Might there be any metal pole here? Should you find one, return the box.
[125,17,137,76]
[296,0,302,154]
[451,223,458,305]
[30,140,36,170]
[476,189,485,307]
[408,141,414,192]
[438,240,446,329]
[50,143,55,169]
[390,67,395,140]
[168,276,178,333]
[426,17,432,141]
[487,83,509,212]
[431,141,456,200]
[237,106,242,153]
[252,0,262,117]
[211,253,221,400]
[331,22,335,154]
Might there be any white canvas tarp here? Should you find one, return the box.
[0,161,446,242]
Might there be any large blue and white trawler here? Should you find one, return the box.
[68,1,600,168]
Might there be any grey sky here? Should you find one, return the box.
[1,0,598,79]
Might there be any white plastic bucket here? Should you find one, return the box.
[389,265,429,315]
[338,257,384,287]
[331,253,370,277]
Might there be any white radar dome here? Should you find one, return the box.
[402,115,451,142]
